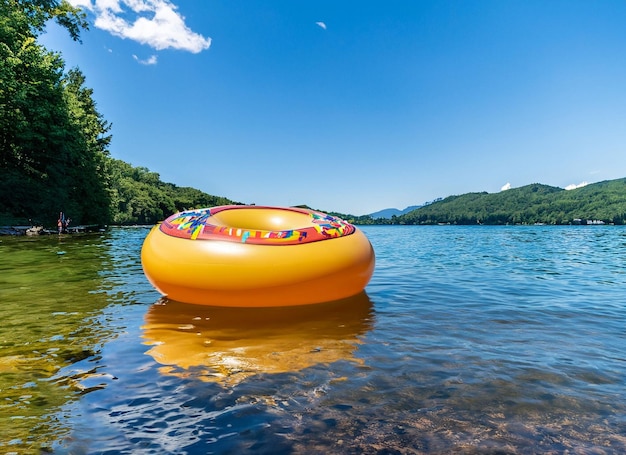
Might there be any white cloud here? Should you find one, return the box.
[69,0,211,53]
[316,21,327,30]
[133,54,157,65]
[71,0,94,8]
[500,182,511,191]
[565,181,589,191]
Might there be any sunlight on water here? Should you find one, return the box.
[0,234,115,445]
[1,226,626,453]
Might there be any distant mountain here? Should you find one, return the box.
[368,205,422,219]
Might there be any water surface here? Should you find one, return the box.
[1,226,625,453]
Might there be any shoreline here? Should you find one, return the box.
[0,224,105,236]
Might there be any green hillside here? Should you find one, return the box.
[106,158,238,225]
[395,179,626,225]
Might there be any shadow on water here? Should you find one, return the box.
[142,292,375,385]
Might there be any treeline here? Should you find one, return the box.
[0,0,236,227]
[354,180,626,226]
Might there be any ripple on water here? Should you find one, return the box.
[3,226,626,453]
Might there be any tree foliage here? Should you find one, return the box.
[0,0,109,225]
[8,0,87,41]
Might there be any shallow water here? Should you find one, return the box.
[1,226,625,453]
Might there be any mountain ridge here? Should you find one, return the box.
[367,205,422,219]
[379,179,626,225]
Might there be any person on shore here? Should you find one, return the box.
[58,212,64,234]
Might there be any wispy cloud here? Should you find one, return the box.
[565,181,589,191]
[500,182,511,191]
[315,21,327,30]
[133,54,157,65]
[69,0,212,53]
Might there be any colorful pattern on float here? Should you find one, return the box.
[159,206,357,245]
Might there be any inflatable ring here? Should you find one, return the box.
[141,205,375,307]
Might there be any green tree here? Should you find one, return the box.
[9,0,87,42]
[0,0,112,225]
[60,68,112,223]
[0,2,70,222]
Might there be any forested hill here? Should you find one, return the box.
[390,179,626,225]
[106,159,238,225]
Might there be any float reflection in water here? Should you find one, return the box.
[141,206,375,307]
[142,292,374,384]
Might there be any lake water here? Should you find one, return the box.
[1,225,625,454]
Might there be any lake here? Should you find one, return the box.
[1,225,625,454]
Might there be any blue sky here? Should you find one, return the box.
[41,0,626,215]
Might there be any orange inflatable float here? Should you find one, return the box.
[141,205,375,307]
